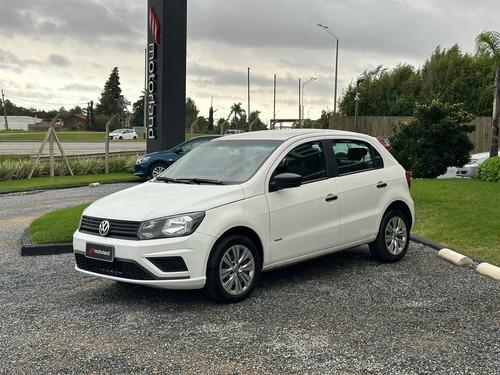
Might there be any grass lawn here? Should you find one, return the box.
[0,173,142,193]
[24,177,500,266]
[0,131,208,142]
[0,131,113,142]
[30,203,90,244]
[411,178,499,265]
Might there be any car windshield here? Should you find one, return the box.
[157,139,282,184]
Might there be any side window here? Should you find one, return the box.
[333,140,382,175]
[273,141,327,183]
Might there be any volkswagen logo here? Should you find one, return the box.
[99,220,110,236]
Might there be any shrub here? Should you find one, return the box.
[0,155,138,181]
[390,100,475,179]
[477,156,500,182]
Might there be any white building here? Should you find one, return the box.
[1,116,43,130]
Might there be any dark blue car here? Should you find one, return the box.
[134,135,221,178]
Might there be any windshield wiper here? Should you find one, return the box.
[176,178,224,185]
[156,176,181,183]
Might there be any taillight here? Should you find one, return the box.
[405,171,411,190]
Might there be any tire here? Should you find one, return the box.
[150,163,168,178]
[369,210,410,262]
[118,136,123,139]
[205,234,260,303]
[133,136,137,139]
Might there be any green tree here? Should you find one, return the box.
[390,100,475,178]
[338,65,420,116]
[476,30,500,157]
[95,67,124,118]
[208,102,215,132]
[185,97,199,131]
[85,101,96,131]
[248,110,267,131]
[69,106,83,115]
[420,45,493,116]
[130,95,144,128]
[227,103,245,129]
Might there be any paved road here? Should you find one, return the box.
[1,184,499,374]
[0,141,146,155]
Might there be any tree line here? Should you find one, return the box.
[338,43,496,117]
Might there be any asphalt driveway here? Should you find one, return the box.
[0,184,499,374]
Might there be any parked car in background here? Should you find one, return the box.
[456,150,500,178]
[134,135,221,178]
[224,129,245,135]
[109,128,138,140]
[74,129,414,303]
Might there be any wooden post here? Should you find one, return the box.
[105,115,119,173]
[28,115,73,179]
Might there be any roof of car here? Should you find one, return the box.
[215,129,370,141]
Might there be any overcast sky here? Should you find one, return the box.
[1,0,499,125]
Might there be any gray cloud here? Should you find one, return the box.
[48,54,71,67]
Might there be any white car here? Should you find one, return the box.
[108,128,138,140]
[456,150,500,178]
[73,129,414,303]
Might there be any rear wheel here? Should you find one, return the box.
[205,234,260,303]
[369,210,410,262]
[150,163,168,178]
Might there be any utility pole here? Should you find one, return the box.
[1,89,8,130]
[273,74,277,129]
[247,67,251,131]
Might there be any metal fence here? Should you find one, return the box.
[329,116,492,153]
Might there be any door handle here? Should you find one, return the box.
[377,182,387,188]
[325,194,338,202]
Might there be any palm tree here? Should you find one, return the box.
[227,103,246,128]
[476,31,500,157]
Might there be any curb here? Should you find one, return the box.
[21,229,73,256]
[411,235,500,282]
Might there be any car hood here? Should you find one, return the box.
[83,182,245,221]
[143,150,177,159]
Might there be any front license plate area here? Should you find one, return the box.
[86,243,114,262]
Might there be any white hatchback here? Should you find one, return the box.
[108,128,138,140]
[73,129,414,302]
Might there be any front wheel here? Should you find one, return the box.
[150,163,168,178]
[369,210,410,262]
[205,234,260,303]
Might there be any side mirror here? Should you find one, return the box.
[270,173,302,192]
[173,147,183,154]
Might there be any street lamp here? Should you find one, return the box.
[301,77,316,128]
[354,78,364,132]
[317,24,339,113]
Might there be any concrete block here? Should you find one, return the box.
[437,248,473,266]
[476,262,500,281]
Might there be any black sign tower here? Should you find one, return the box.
[146,0,187,153]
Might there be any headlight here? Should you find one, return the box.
[135,156,151,164]
[138,212,205,240]
[469,158,478,164]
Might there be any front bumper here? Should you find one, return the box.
[134,163,148,177]
[73,230,217,290]
[456,166,477,178]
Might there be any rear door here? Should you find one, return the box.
[332,139,389,245]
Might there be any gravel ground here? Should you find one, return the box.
[0,183,499,374]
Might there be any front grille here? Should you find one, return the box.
[75,253,155,280]
[80,215,141,239]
